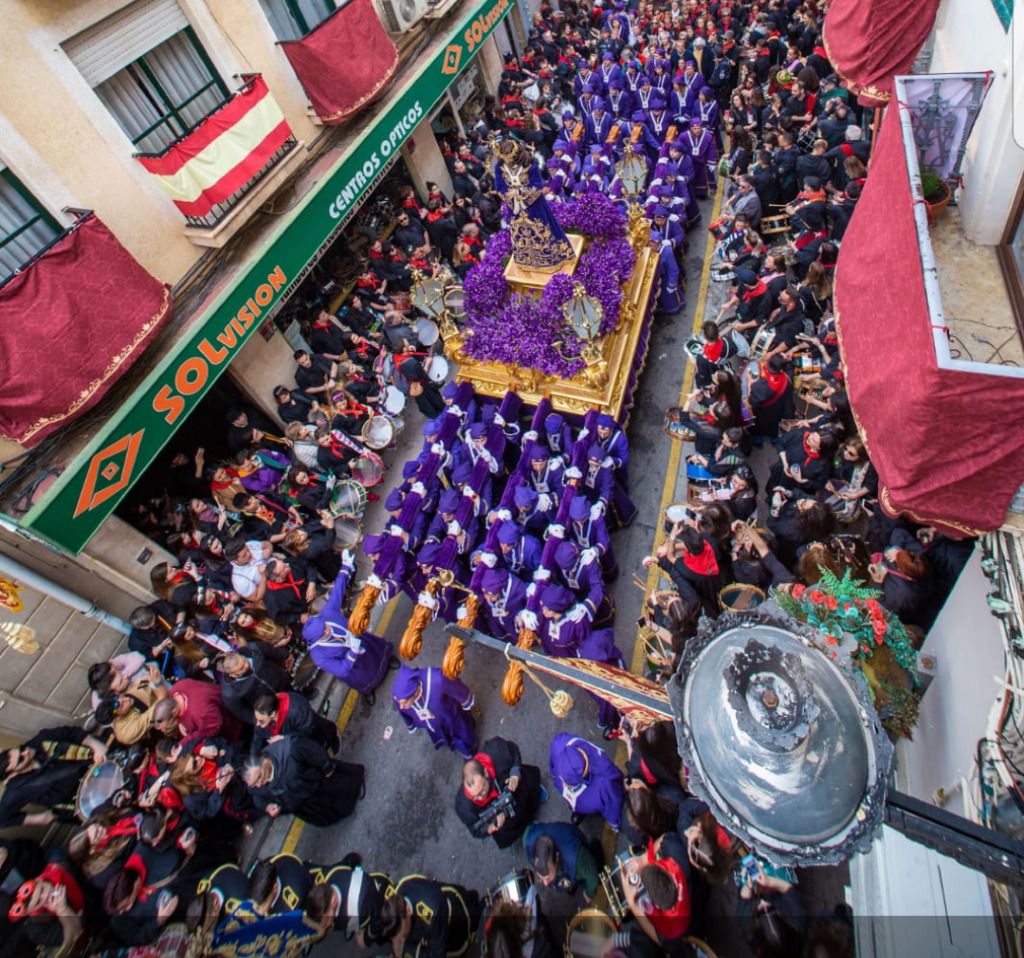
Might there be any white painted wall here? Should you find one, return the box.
[929,0,1024,244]
[894,547,1006,807]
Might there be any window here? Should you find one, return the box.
[258,0,336,41]
[64,0,229,154]
[0,167,61,283]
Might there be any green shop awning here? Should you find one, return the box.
[20,0,513,554]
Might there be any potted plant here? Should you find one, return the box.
[920,167,952,223]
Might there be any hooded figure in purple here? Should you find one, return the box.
[553,540,607,625]
[303,559,395,703]
[392,665,477,758]
[653,228,686,315]
[681,118,717,198]
[496,520,543,579]
[568,494,618,581]
[549,733,623,830]
[478,566,528,641]
[524,442,564,502]
[512,483,553,536]
[543,412,574,461]
[606,77,634,121]
[595,415,637,529]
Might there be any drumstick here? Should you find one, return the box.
[631,574,648,592]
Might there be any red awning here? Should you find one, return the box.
[834,105,1024,537]
[822,0,941,106]
[0,215,172,448]
[280,0,399,125]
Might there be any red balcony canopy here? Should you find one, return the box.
[281,0,399,125]
[834,105,1024,537]
[0,215,172,448]
[823,0,942,105]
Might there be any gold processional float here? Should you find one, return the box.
[347,143,662,696]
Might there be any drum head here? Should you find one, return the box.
[333,517,363,549]
[351,455,384,487]
[76,762,125,821]
[289,649,320,692]
[383,385,406,415]
[566,909,618,958]
[444,287,466,317]
[718,582,766,612]
[330,479,368,517]
[427,356,450,384]
[486,870,532,906]
[665,503,690,523]
[361,415,395,450]
[414,318,439,346]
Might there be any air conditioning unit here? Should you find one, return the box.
[374,0,429,33]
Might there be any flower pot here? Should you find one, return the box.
[925,180,952,224]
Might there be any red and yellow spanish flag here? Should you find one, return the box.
[136,76,293,218]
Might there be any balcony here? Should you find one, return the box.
[134,75,306,250]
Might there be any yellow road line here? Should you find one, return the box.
[629,187,724,675]
[280,595,399,856]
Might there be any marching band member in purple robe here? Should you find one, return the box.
[553,540,608,625]
[634,75,654,113]
[624,60,643,94]
[577,444,614,515]
[681,118,717,199]
[597,51,622,92]
[607,77,634,120]
[678,61,708,117]
[645,97,672,150]
[455,422,503,478]
[512,483,554,536]
[697,86,722,149]
[404,542,460,622]
[568,494,618,581]
[495,520,543,579]
[653,229,687,315]
[392,665,477,758]
[650,58,672,99]
[646,194,686,251]
[573,62,598,101]
[523,442,565,503]
[475,567,528,642]
[576,83,598,123]
[549,733,624,830]
[543,412,575,461]
[584,98,614,151]
[302,559,395,706]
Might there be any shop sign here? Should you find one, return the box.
[21,0,513,555]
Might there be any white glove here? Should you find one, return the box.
[564,466,582,480]
[526,583,537,599]
[537,493,553,512]
[388,523,404,537]
[602,456,614,469]
[548,524,566,539]
[480,551,497,568]
[493,413,506,427]
[495,508,512,522]
[523,430,538,442]
[448,404,463,418]
[367,573,383,589]
[340,549,356,572]
[411,481,426,496]
[567,604,589,623]
[577,427,589,441]
[518,609,539,631]
[431,442,445,455]
[590,502,605,521]
[464,487,480,502]
[418,591,438,610]
[581,547,599,566]
[535,568,552,582]
[447,520,462,537]
[457,604,468,620]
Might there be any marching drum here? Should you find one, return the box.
[749,325,777,358]
[684,336,705,359]
[383,385,406,416]
[332,516,364,550]
[414,317,440,347]
[329,479,368,518]
[76,762,126,821]
[427,355,450,384]
[287,644,321,693]
[663,408,696,443]
[484,870,533,908]
[564,909,618,958]
[361,415,395,450]
[444,287,466,318]
[350,453,384,487]
[598,847,641,921]
[665,502,692,525]
[760,213,791,236]
[718,582,767,613]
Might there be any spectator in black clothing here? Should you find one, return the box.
[424,200,459,263]
[0,726,109,828]
[262,556,315,626]
[394,210,428,253]
[451,161,479,200]
[273,386,313,425]
[218,648,290,727]
[225,407,274,456]
[293,350,336,400]
[252,691,340,754]
[127,605,176,665]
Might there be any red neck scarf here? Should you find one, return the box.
[464,751,500,807]
[683,540,719,576]
[271,692,290,735]
[759,365,790,406]
[267,572,305,598]
[802,434,820,461]
[741,280,767,301]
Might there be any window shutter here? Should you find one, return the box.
[63,0,189,87]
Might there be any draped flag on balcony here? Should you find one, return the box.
[833,106,1024,536]
[822,0,942,105]
[135,76,293,218]
[280,0,399,126]
[0,214,172,448]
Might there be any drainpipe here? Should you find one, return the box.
[0,553,130,635]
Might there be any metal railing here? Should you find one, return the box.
[183,135,299,229]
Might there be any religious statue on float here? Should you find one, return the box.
[491,137,575,271]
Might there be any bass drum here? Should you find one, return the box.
[414,317,439,347]
[564,908,618,958]
[76,762,126,821]
[718,582,766,613]
[361,415,395,450]
[288,645,321,693]
[484,870,532,908]
[329,479,368,518]
[332,516,363,550]
[383,385,406,416]
[427,356,450,384]
[443,287,466,318]
[351,452,384,488]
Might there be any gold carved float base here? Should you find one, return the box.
[446,233,659,423]
[503,233,586,290]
